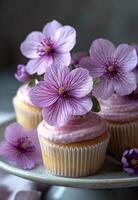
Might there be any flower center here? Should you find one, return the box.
[45,46,52,54]
[105,63,118,78]
[37,38,55,56]
[59,87,69,98]
[16,137,36,154]
[131,158,138,166]
[108,65,114,72]
[59,87,65,95]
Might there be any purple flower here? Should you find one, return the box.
[121,149,138,175]
[30,65,93,127]
[0,123,42,169]
[15,64,30,83]
[20,20,76,75]
[71,52,87,66]
[80,39,137,100]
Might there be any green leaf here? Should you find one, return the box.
[28,79,36,87]
[36,74,44,81]
[91,95,101,112]
[93,77,101,86]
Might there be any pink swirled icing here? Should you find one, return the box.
[38,112,106,144]
[16,84,35,106]
[99,94,138,121]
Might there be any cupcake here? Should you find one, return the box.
[30,64,109,177]
[38,112,109,177]
[80,38,138,158]
[13,82,42,130]
[100,93,138,158]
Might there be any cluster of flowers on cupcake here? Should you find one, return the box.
[30,39,138,127]
[14,19,101,128]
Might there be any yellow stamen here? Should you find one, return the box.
[45,47,51,53]
[21,143,28,149]
[59,87,65,95]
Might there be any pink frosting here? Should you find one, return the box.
[16,84,34,106]
[38,112,106,144]
[100,94,138,121]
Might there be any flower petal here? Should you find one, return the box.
[114,44,138,72]
[114,72,137,96]
[80,57,105,78]
[43,99,72,127]
[67,97,93,116]
[53,52,71,66]
[26,56,53,75]
[65,68,93,97]
[121,157,129,167]
[55,26,76,52]
[71,52,87,65]
[92,77,114,100]
[5,123,24,143]
[44,64,70,88]
[27,130,42,164]
[43,96,92,127]
[17,154,35,169]
[0,142,18,161]
[42,20,62,38]
[30,81,59,107]
[20,31,44,59]
[89,38,115,66]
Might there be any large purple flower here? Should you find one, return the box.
[20,20,76,75]
[0,123,42,169]
[80,39,137,100]
[15,64,30,83]
[121,149,138,175]
[30,65,93,127]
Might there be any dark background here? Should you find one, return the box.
[1,0,138,111]
[1,0,138,71]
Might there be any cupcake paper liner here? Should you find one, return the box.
[39,133,109,177]
[13,96,42,130]
[107,119,138,158]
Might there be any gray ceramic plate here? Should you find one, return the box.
[0,117,138,189]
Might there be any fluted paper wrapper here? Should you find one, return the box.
[39,134,109,177]
[13,96,42,130]
[107,119,138,158]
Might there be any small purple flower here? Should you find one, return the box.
[20,20,76,75]
[0,123,42,169]
[30,65,93,127]
[71,52,87,66]
[80,39,137,100]
[15,64,30,83]
[121,149,138,175]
